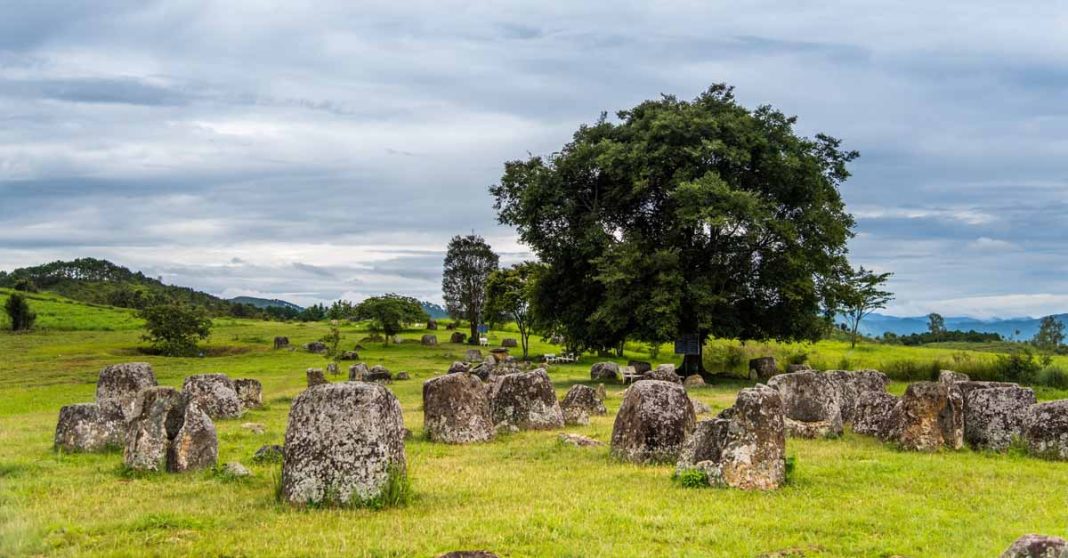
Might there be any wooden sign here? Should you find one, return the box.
[674,333,701,355]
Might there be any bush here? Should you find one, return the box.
[703,342,750,374]
[994,349,1042,384]
[673,467,710,488]
[12,278,37,292]
[1038,366,1068,390]
[4,293,36,331]
[139,303,212,356]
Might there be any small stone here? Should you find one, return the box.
[885,381,964,451]
[560,385,607,424]
[590,362,620,381]
[683,375,706,388]
[559,433,604,447]
[242,422,265,435]
[223,461,252,478]
[253,444,284,463]
[628,360,652,374]
[690,398,712,415]
[421,334,438,346]
[54,403,125,452]
[234,378,263,409]
[450,332,467,344]
[348,363,369,382]
[999,534,1068,558]
[273,336,289,349]
[786,363,812,373]
[423,373,495,444]
[306,368,327,387]
[501,338,518,348]
[487,369,564,431]
[1025,400,1068,461]
[327,362,339,376]
[339,351,359,361]
[426,319,438,330]
[938,370,970,383]
[465,349,483,362]
[448,361,470,374]
[170,401,218,472]
[824,369,889,423]
[852,391,899,438]
[182,374,243,419]
[767,371,843,438]
[642,365,682,384]
[304,341,327,353]
[96,362,157,420]
[749,357,778,381]
[365,365,392,383]
[395,371,410,381]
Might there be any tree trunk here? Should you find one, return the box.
[469,318,479,346]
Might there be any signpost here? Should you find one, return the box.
[674,333,703,376]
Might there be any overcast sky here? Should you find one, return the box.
[1,1,1066,318]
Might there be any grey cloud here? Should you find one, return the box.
[1,0,1066,316]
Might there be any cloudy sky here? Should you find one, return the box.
[1,1,1066,318]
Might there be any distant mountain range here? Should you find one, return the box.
[421,302,448,319]
[229,296,304,311]
[858,313,1068,341]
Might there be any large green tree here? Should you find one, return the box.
[485,262,545,359]
[442,235,499,344]
[491,85,859,372]
[353,294,428,346]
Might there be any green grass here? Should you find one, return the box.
[2,298,1068,556]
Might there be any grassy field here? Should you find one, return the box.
[2,293,1068,557]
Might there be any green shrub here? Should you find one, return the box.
[4,293,36,331]
[673,467,710,488]
[1038,366,1068,390]
[994,349,1041,384]
[139,303,212,356]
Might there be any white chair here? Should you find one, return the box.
[621,366,641,384]
[479,337,489,347]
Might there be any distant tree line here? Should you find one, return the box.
[882,329,1004,346]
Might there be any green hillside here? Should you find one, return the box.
[0,288,142,331]
[0,258,234,315]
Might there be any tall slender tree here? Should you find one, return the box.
[442,235,499,344]
[485,262,544,359]
[839,267,894,348]
[1034,315,1065,352]
[927,313,946,335]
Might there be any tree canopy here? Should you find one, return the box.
[485,262,545,359]
[4,293,36,332]
[1034,315,1065,352]
[442,234,499,344]
[139,302,213,356]
[353,294,428,345]
[839,266,894,348]
[491,85,859,361]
